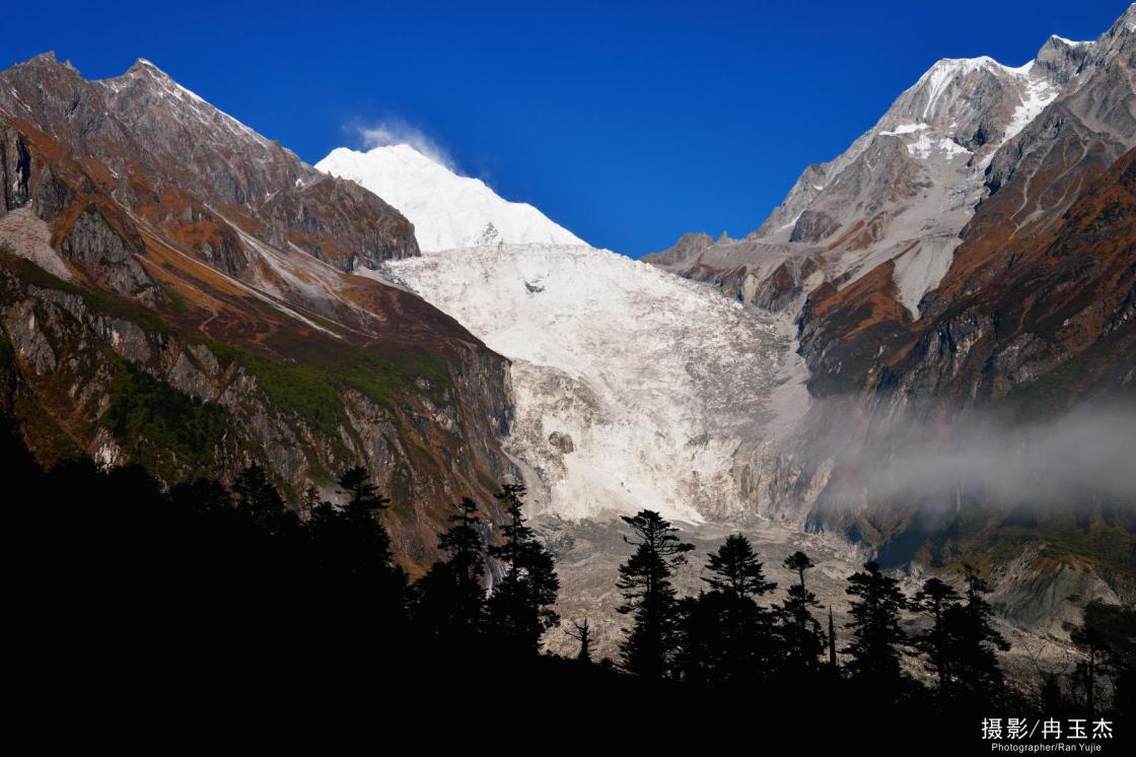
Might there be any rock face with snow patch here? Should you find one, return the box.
[648,35,1088,319]
[647,10,1135,411]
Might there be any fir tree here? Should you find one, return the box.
[339,466,386,511]
[779,551,825,671]
[912,576,961,696]
[686,533,778,682]
[486,482,560,654]
[843,561,908,692]
[1071,599,1136,719]
[414,497,487,642]
[233,463,294,536]
[616,509,693,678]
[945,565,1009,701]
[337,466,402,584]
[705,533,777,598]
[303,467,406,622]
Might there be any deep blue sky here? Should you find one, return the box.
[5,1,1129,255]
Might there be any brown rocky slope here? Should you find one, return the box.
[0,54,517,572]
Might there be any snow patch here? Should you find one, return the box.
[1050,35,1091,47]
[1003,64,1060,144]
[906,134,970,160]
[880,122,930,136]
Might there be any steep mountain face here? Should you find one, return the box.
[317,144,584,251]
[648,9,1135,412]
[321,131,1132,665]
[800,8,1136,406]
[0,54,418,275]
[0,54,517,570]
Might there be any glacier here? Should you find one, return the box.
[382,242,809,524]
[320,143,810,524]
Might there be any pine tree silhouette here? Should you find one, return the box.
[779,550,825,671]
[234,463,295,536]
[912,576,961,696]
[327,467,402,582]
[616,509,693,678]
[1071,599,1136,719]
[413,497,487,643]
[945,565,1009,703]
[681,533,777,683]
[705,533,777,597]
[843,561,908,694]
[486,482,560,654]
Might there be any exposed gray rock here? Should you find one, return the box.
[59,207,156,302]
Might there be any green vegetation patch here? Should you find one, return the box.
[103,362,226,472]
[988,512,1136,576]
[208,337,450,439]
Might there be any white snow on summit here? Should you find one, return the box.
[316,143,585,251]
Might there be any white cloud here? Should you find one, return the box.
[354,118,457,171]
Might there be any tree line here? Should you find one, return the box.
[5,415,1132,739]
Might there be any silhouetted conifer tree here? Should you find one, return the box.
[486,482,560,654]
[335,468,401,582]
[680,534,777,683]
[945,565,1008,702]
[779,551,825,671]
[234,463,295,536]
[616,509,693,678]
[676,591,724,684]
[304,467,405,627]
[912,576,961,696]
[1071,599,1136,719]
[844,561,908,692]
[413,497,487,643]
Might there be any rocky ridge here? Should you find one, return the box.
[0,54,518,571]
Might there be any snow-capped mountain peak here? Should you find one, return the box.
[316,143,585,251]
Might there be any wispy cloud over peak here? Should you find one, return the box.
[353,118,457,172]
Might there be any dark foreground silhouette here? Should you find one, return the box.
[4,416,1131,750]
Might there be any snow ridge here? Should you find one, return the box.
[316,144,584,252]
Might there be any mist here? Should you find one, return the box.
[807,400,1136,510]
